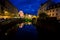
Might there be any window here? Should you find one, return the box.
[52,14,54,16]
[50,10,51,12]
[56,13,58,15]
[53,10,54,12]
[56,9,58,11]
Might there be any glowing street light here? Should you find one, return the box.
[28,15,32,18]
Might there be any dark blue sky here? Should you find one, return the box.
[9,0,60,15]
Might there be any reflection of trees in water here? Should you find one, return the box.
[0,18,24,34]
[0,18,23,40]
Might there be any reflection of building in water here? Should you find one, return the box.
[38,0,60,20]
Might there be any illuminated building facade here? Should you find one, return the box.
[0,4,1,15]
[0,0,18,18]
[46,3,60,19]
[38,0,60,20]
[5,1,18,15]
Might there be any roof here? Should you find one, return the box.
[47,3,60,10]
[41,0,55,6]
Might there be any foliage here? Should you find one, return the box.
[39,12,49,19]
[24,18,32,22]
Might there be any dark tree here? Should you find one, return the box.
[39,12,49,19]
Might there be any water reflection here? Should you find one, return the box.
[0,18,38,40]
[16,23,38,40]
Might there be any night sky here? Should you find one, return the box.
[9,0,60,15]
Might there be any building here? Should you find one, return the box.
[46,3,60,19]
[5,0,18,15]
[0,0,18,18]
[38,0,60,20]
[38,0,52,15]
[0,4,1,14]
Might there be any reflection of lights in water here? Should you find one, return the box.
[19,23,24,28]
[28,22,32,25]
[25,22,32,25]
[18,22,32,28]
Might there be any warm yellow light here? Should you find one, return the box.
[32,16,37,18]
[28,15,32,18]
[0,16,3,18]
[0,16,11,19]
[18,23,24,28]
[4,16,11,19]
[5,11,8,13]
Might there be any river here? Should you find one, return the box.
[15,24,38,40]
